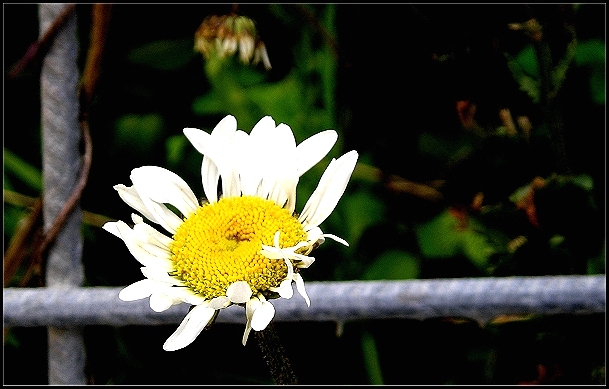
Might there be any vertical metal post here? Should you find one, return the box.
[39,3,86,385]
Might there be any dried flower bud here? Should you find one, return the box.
[195,14,272,70]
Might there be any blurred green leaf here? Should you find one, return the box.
[514,44,539,77]
[576,40,607,104]
[588,70,605,104]
[192,90,231,116]
[3,148,42,191]
[341,190,386,245]
[415,210,462,258]
[244,73,305,125]
[575,39,606,66]
[416,209,495,270]
[128,39,195,71]
[461,229,496,270]
[165,135,188,167]
[363,250,420,280]
[115,113,164,152]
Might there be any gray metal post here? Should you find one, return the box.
[39,3,86,385]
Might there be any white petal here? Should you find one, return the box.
[201,155,220,203]
[183,127,212,155]
[163,304,216,351]
[293,255,315,269]
[250,119,298,206]
[166,288,207,306]
[306,226,326,247]
[130,166,199,217]
[282,256,294,284]
[129,180,184,234]
[320,233,349,246]
[307,227,349,248]
[294,273,311,307]
[184,127,219,203]
[233,130,263,196]
[271,279,293,299]
[296,130,338,177]
[249,116,276,136]
[149,290,182,312]
[251,299,275,331]
[102,221,120,238]
[209,296,231,309]
[260,124,298,210]
[131,214,174,249]
[185,118,242,200]
[118,279,166,301]
[112,221,174,271]
[299,150,358,231]
[259,246,285,260]
[242,297,262,345]
[226,281,253,304]
[114,184,160,224]
[140,267,182,285]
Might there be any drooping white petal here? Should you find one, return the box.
[209,296,231,309]
[149,290,183,312]
[118,279,168,301]
[283,257,294,282]
[242,296,262,345]
[296,130,338,177]
[259,247,285,260]
[299,150,358,231]
[294,273,311,307]
[307,226,349,248]
[270,279,293,299]
[226,281,253,304]
[111,221,174,271]
[163,304,216,351]
[102,221,120,238]
[114,184,160,224]
[130,166,199,217]
[293,255,315,269]
[165,288,206,306]
[251,297,275,331]
[131,214,174,249]
[128,180,184,235]
[140,266,182,285]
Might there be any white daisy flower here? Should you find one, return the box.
[103,115,358,351]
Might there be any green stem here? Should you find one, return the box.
[361,328,384,385]
[255,322,298,385]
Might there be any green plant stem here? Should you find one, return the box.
[255,322,298,385]
[361,328,384,385]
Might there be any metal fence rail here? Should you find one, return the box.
[4,275,606,328]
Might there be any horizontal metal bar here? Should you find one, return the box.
[4,275,605,328]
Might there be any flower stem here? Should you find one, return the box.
[255,322,298,385]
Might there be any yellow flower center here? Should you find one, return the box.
[170,195,308,300]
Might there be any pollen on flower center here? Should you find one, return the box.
[170,195,308,300]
